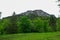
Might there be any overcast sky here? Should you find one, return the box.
[0,0,59,18]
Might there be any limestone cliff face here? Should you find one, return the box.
[19,10,50,17]
[3,10,50,19]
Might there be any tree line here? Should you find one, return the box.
[0,12,59,34]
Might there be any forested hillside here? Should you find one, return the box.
[0,10,59,34]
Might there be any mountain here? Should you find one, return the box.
[3,10,50,19]
[17,10,50,17]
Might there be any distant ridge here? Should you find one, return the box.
[17,10,50,17]
[3,10,50,19]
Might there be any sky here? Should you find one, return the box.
[0,0,59,18]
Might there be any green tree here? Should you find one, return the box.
[49,15,57,32]
[5,12,18,34]
[43,20,49,32]
[18,16,32,33]
[32,18,45,32]
[57,17,60,31]
[0,18,11,34]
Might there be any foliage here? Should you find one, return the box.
[17,16,32,33]
[4,12,18,34]
[49,15,57,32]
[0,13,59,34]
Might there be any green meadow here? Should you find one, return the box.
[0,32,60,40]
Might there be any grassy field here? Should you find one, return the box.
[0,32,60,40]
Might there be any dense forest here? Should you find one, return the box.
[0,10,60,34]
